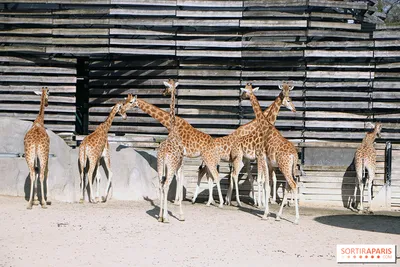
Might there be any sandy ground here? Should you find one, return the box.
[0,196,399,267]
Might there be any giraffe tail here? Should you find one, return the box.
[362,158,365,180]
[287,154,298,191]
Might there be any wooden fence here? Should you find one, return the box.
[0,0,399,208]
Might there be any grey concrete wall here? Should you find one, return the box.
[0,118,158,203]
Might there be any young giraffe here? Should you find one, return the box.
[240,84,300,224]
[78,100,130,203]
[157,79,185,223]
[194,82,296,207]
[121,82,224,208]
[350,122,382,213]
[24,87,50,209]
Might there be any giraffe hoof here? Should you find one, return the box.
[358,210,364,214]
[218,204,223,209]
[41,204,47,209]
[79,199,84,204]
[294,219,299,225]
[179,216,185,221]
[33,200,39,206]
[26,205,33,210]
[101,196,107,203]
[262,215,269,221]
[163,218,170,224]
[158,217,163,223]
[95,197,100,202]
[275,216,281,222]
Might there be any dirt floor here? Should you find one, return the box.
[0,195,399,267]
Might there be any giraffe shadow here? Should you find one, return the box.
[144,196,180,222]
[341,159,358,210]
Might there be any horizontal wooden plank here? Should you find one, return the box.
[306,71,373,79]
[0,104,75,113]
[309,21,361,30]
[240,20,307,28]
[0,94,75,103]
[0,85,76,93]
[0,66,76,75]
[305,50,373,58]
[0,75,76,84]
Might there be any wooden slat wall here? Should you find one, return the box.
[1,1,399,208]
[0,56,77,133]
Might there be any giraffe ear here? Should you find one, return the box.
[253,87,259,92]
[278,85,283,90]
[34,91,42,96]
[163,81,171,88]
[240,87,249,93]
[288,85,294,90]
[175,82,179,88]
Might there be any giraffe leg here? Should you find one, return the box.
[225,174,233,206]
[192,165,206,204]
[78,147,86,203]
[38,152,49,209]
[162,168,174,223]
[208,166,223,208]
[102,145,113,202]
[262,160,270,220]
[256,158,264,209]
[244,158,255,203]
[271,170,277,204]
[359,180,365,213]
[206,174,215,206]
[33,172,39,206]
[365,165,375,213]
[27,171,36,210]
[25,147,36,209]
[174,165,184,205]
[276,184,290,222]
[158,179,164,222]
[277,156,299,224]
[232,154,244,207]
[177,167,185,221]
[86,162,97,203]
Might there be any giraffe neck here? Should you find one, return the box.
[137,99,170,129]
[248,92,265,124]
[169,92,177,133]
[265,93,283,125]
[99,106,119,134]
[362,131,378,146]
[33,92,46,125]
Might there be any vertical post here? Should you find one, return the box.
[385,141,392,186]
[75,57,89,135]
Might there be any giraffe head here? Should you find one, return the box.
[34,87,49,107]
[278,81,296,112]
[162,79,179,96]
[120,94,138,115]
[367,122,383,138]
[240,82,259,97]
[114,101,128,120]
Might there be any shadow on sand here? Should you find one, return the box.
[314,214,400,235]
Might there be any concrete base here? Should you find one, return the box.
[0,118,158,203]
[370,183,392,211]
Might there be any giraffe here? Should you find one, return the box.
[157,79,185,223]
[195,82,296,207]
[349,122,382,213]
[240,83,300,224]
[121,83,224,208]
[78,100,130,203]
[24,87,50,209]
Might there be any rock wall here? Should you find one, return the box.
[0,118,158,203]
